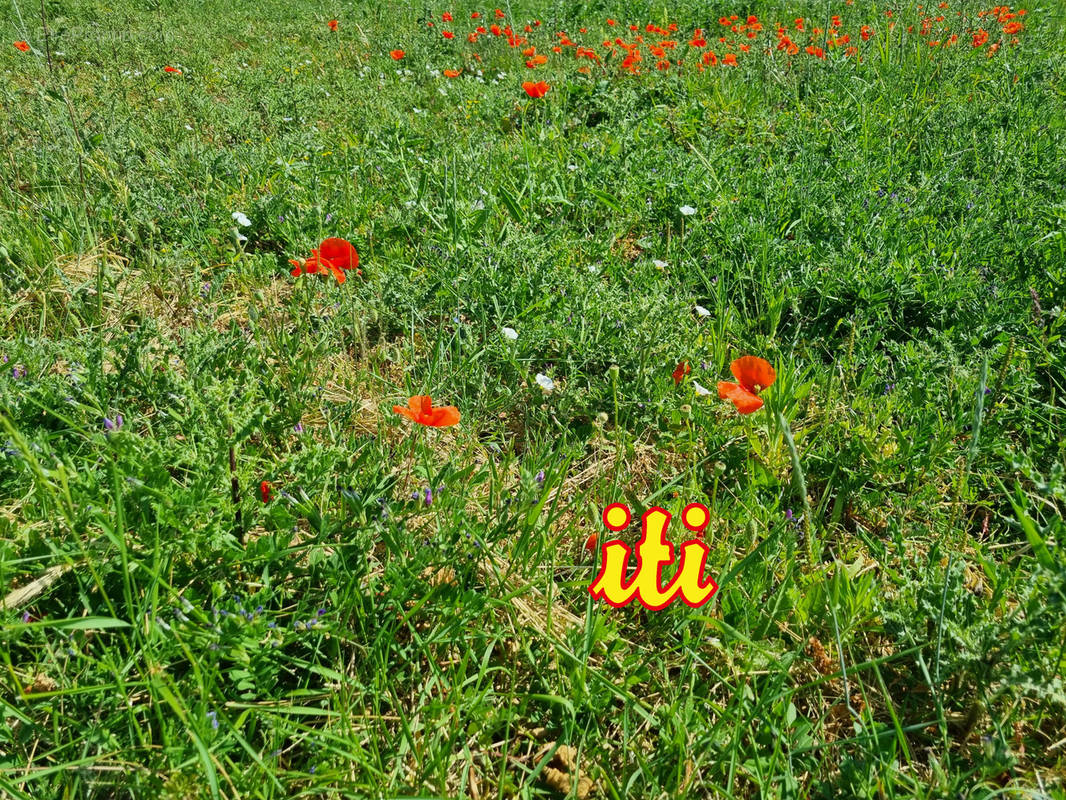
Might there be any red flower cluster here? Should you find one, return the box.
[718,357,776,414]
[522,80,549,98]
[289,238,360,284]
[393,396,461,427]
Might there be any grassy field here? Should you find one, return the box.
[2,0,1066,796]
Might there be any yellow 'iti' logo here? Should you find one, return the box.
[588,503,719,610]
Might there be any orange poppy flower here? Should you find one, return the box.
[522,80,550,98]
[584,532,598,552]
[443,68,462,77]
[13,40,30,52]
[390,49,405,60]
[164,65,182,74]
[393,395,461,427]
[328,19,338,31]
[290,237,360,284]
[672,361,691,385]
[717,356,776,414]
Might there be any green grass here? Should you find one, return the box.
[2,0,1066,796]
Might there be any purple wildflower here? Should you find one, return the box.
[535,470,545,485]
[207,710,218,730]
[424,486,433,507]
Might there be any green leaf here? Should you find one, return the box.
[29,617,131,631]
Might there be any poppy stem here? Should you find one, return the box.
[39,0,53,72]
[228,424,243,539]
[400,427,421,496]
[776,410,815,562]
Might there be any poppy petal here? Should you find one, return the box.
[393,405,418,421]
[717,381,764,414]
[427,406,461,427]
[730,356,776,394]
[318,238,358,271]
[318,256,345,284]
[672,360,691,385]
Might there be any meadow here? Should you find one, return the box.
[2,0,1066,796]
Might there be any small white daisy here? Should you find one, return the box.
[535,374,554,392]
[232,212,252,227]
[694,305,711,317]
[693,381,711,396]
[680,205,697,216]
[653,259,668,270]
[501,327,518,341]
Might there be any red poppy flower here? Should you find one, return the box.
[672,361,691,385]
[471,11,480,18]
[393,395,461,427]
[442,11,452,22]
[607,18,616,25]
[442,30,454,39]
[164,65,182,74]
[13,40,30,52]
[328,19,338,31]
[495,8,505,18]
[390,49,405,59]
[260,481,272,503]
[289,237,360,284]
[522,80,550,98]
[443,68,462,77]
[717,356,776,414]
[584,532,598,552]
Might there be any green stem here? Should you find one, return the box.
[776,410,815,563]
